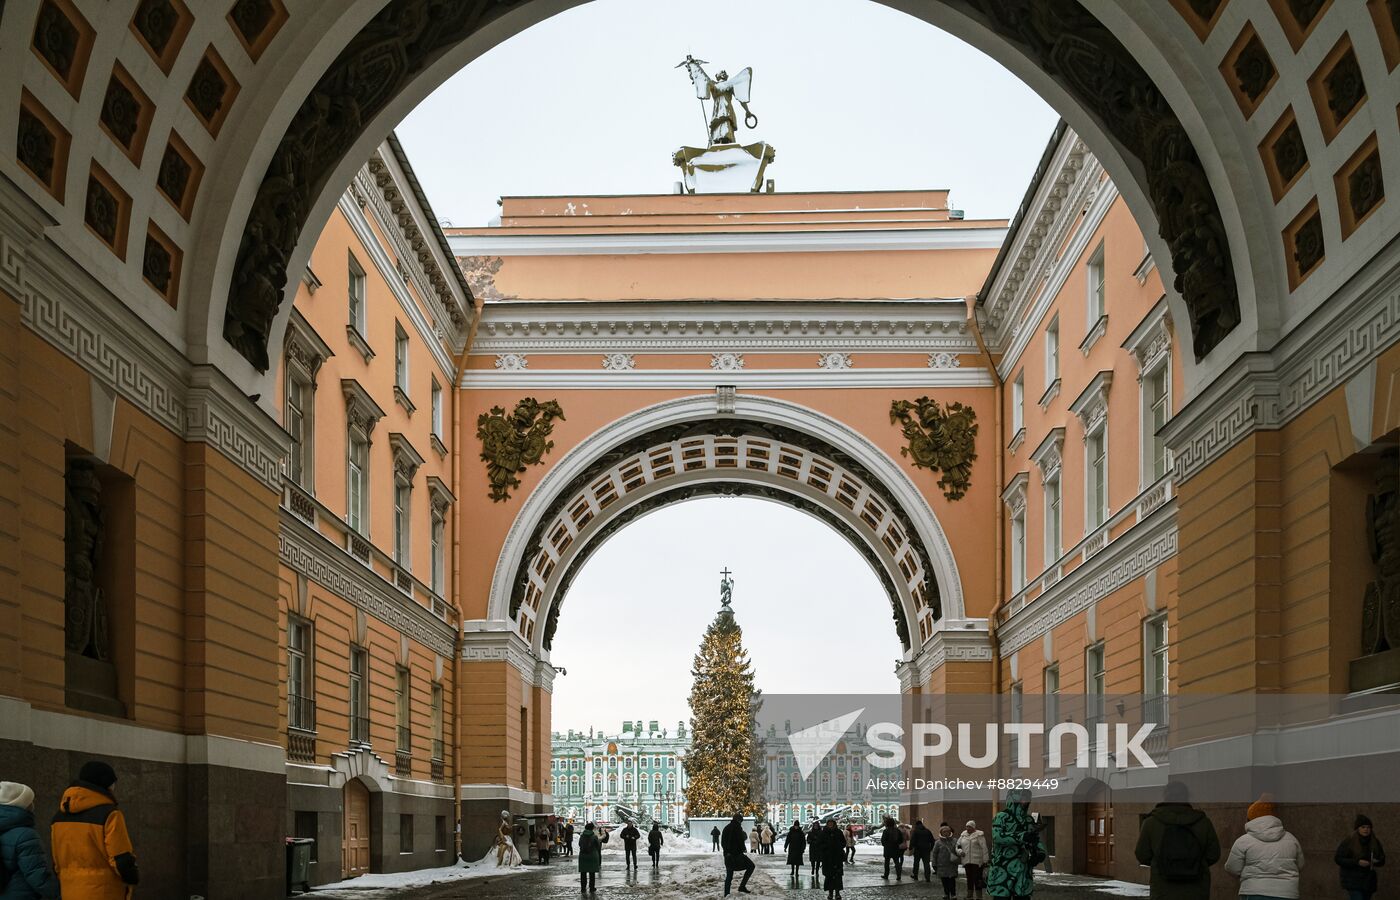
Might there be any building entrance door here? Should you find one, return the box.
[344,779,371,877]
[1085,798,1112,877]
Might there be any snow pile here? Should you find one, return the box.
[1038,872,1150,896]
[313,850,528,891]
[665,832,716,854]
[653,856,782,896]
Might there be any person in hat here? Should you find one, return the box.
[577,820,608,893]
[1224,794,1304,899]
[987,789,1045,899]
[1335,813,1386,900]
[958,819,990,900]
[50,760,138,900]
[0,782,59,899]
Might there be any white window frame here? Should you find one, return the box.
[1143,360,1172,485]
[431,682,444,761]
[395,323,409,392]
[284,370,311,488]
[1085,426,1108,532]
[431,377,443,438]
[1012,372,1025,436]
[1086,642,1106,731]
[1086,243,1105,326]
[1010,508,1027,592]
[395,665,411,753]
[1044,472,1062,565]
[1045,316,1060,385]
[348,253,367,336]
[430,508,445,594]
[347,433,369,534]
[393,480,411,567]
[288,617,313,731]
[349,644,369,745]
[1144,613,1169,726]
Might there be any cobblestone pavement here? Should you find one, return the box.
[306,849,1145,899]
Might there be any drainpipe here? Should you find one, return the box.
[450,299,483,860]
[967,300,1006,697]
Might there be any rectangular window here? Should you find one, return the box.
[1147,366,1171,481]
[431,378,443,438]
[1012,373,1025,434]
[348,254,366,335]
[1145,614,1169,726]
[347,435,368,533]
[394,323,409,392]
[1044,665,1060,728]
[431,682,444,762]
[1087,244,1105,325]
[1010,509,1027,592]
[430,511,445,594]
[396,666,411,753]
[400,814,414,854]
[1045,317,1060,384]
[288,618,313,731]
[1045,475,1062,563]
[349,645,369,745]
[1086,643,1106,731]
[1009,682,1024,768]
[285,374,308,487]
[1087,430,1107,529]
[394,482,411,566]
[435,815,448,853]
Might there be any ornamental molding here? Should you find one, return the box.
[448,226,1007,257]
[817,352,853,370]
[283,308,334,384]
[601,353,635,371]
[388,432,425,482]
[2,182,287,492]
[279,515,455,657]
[461,369,996,390]
[928,351,962,369]
[996,504,1178,656]
[911,621,995,679]
[460,623,539,682]
[1031,428,1065,481]
[341,378,387,436]
[1070,371,1114,433]
[426,475,456,514]
[1123,298,1172,377]
[1163,238,1400,484]
[494,353,528,371]
[710,352,744,371]
[1001,472,1029,515]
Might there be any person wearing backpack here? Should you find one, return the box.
[0,782,60,900]
[1224,796,1303,899]
[577,821,608,893]
[1135,781,1222,900]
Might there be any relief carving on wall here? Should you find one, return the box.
[1362,450,1400,655]
[64,458,110,660]
[476,398,565,502]
[459,255,509,301]
[890,397,978,502]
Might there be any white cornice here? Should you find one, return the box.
[460,622,542,683]
[1031,428,1066,480]
[448,226,1007,257]
[459,367,995,390]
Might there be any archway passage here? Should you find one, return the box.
[223,0,1240,373]
[509,421,943,654]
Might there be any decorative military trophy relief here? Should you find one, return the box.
[673,55,776,193]
[890,397,979,502]
[476,398,565,502]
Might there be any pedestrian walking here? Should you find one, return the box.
[784,820,806,880]
[761,821,774,855]
[958,820,990,900]
[722,813,755,896]
[881,815,904,879]
[821,817,846,899]
[50,761,139,900]
[1225,796,1304,899]
[577,821,607,893]
[619,822,640,869]
[647,822,664,868]
[1135,781,1222,900]
[1335,814,1386,900]
[809,820,825,876]
[986,789,1045,900]
[0,782,59,900]
[845,823,857,863]
[899,820,912,873]
[711,825,721,852]
[749,824,760,854]
[911,819,935,882]
[934,823,962,900]
[537,823,553,864]
[565,820,575,858]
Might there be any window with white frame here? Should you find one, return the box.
[285,373,310,487]
[1086,429,1108,530]
[1087,243,1105,326]
[430,508,445,594]
[347,434,369,534]
[1086,643,1106,731]
[1045,473,1062,564]
[431,682,444,761]
[394,323,409,393]
[1144,614,1168,725]
[288,617,313,731]
[1045,317,1060,385]
[1009,681,1024,768]
[349,645,368,744]
[393,481,411,567]
[1043,664,1060,733]
[1145,364,1171,482]
[1010,507,1027,592]
[348,253,367,335]
[1012,373,1025,435]
[431,378,443,437]
[395,665,411,753]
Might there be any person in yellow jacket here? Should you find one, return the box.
[50,761,139,899]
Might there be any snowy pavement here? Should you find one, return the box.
[302,847,1154,898]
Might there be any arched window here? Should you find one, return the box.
[820,773,830,792]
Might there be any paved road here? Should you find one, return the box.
[306,849,1144,899]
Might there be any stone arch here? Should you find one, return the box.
[484,394,968,658]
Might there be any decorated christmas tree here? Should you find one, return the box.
[686,568,765,817]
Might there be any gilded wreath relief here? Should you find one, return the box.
[890,397,979,501]
[476,398,566,502]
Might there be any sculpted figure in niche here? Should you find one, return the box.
[1362,449,1400,654]
[64,458,109,661]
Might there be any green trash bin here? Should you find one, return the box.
[286,837,314,894]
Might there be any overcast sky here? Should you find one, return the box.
[395,1,1058,734]
[397,0,1058,227]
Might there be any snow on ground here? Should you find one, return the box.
[1039,872,1151,896]
[654,855,783,897]
[664,832,716,854]
[313,850,529,891]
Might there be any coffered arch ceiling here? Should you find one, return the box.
[7,0,1398,405]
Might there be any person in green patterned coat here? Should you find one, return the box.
[986,789,1045,899]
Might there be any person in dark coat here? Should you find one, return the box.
[577,821,608,893]
[1133,781,1221,900]
[821,818,845,899]
[809,821,825,876]
[1336,814,1386,900]
[0,783,59,900]
[722,814,755,895]
[565,820,575,857]
[933,824,962,900]
[646,823,664,868]
[711,825,721,852]
[881,816,904,879]
[619,822,640,869]
[784,820,806,879]
[910,819,936,882]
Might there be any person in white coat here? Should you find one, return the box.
[957,820,990,900]
[1224,798,1304,900]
